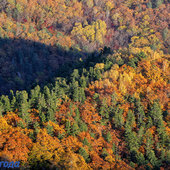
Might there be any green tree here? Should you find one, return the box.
[72,81,79,102]
[38,93,47,123]
[149,101,163,126]
[125,121,139,151]
[135,99,145,126]
[101,148,109,159]
[43,86,51,101]
[71,122,79,136]
[138,126,144,145]
[147,1,152,8]
[113,106,124,128]
[83,137,89,146]
[80,76,87,88]
[16,90,31,125]
[0,101,4,116]
[89,67,94,81]
[146,116,153,129]
[34,121,40,135]
[47,108,55,122]
[127,110,135,127]
[162,27,169,41]
[112,143,118,155]
[100,98,109,119]
[146,150,158,167]
[46,123,54,136]
[145,131,154,151]
[160,149,166,162]
[71,69,80,82]
[94,68,101,80]
[75,107,80,122]
[155,0,163,8]
[157,120,168,146]
[0,95,11,112]
[125,121,132,135]
[130,149,146,165]
[9,90,16,111]
[65,120,71,135]
[17,120,26,129]
[79,120,88,132]
[128,57,139,68]
[30,85,41,108]
[79,147,90,162]
[79,88,86,103]
[165,150,170,165]
[106,132,112,143]
[127,132,139,151]
[136,152,146,166]
[54,81,65,99]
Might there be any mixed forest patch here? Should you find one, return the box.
[0,0,169,169]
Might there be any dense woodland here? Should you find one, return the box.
[0,0,169,169]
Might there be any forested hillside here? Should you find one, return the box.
[0,0,169,169]
[0,0,169,94]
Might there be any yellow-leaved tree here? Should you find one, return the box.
[29,129,64,167]
[71,20,107,45]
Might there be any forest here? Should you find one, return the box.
[0,0,169,169]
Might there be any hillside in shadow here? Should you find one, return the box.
[0,38,106,95]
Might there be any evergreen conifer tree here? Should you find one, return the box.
[30,85,41,108]
[46,123,54,136]
[47,108,55,122]
[101,148,109,159]
[38,93,47,123]
[16,91,31,125]
[106,132,112,143]
[0,101,3,116]
[100,98,109,119]
[71,69,80,82]
[79,120,88,132]
[72,81,79,102]
[65,120,71,135]
[113,106,124,128]
[9,90,16,111]
[80,76,87,88]
[79,147,90,162]
[135,99,145,127]
[83,137,89,146]
[127,110,135,127]
[71,122,79,136]
[0,95,11,112]
[149,101,163,126]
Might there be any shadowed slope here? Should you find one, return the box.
[0,38,99,95]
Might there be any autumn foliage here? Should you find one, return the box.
[0,0,169,169]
